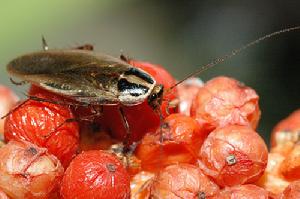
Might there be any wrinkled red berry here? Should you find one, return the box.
[191,76,260,134]
[135,113,207,172]
[150,164,220,198]
[4,86,79,167]
[256,153,289,195]
[0,140,63,199]
[280,144,300,181]
[177,77,203,116]
[198,125,268,187]
[277,180,300,199]
[213,184,268,199]
[271,109,300,148]
[60,150,130,199]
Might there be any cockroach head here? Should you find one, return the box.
[147,84,164,110]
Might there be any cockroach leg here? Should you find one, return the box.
[0,100,28,119]
[119,54,128,62]
[10,78,28,86]
[118,106,131,152]
[75,44,94,51]
[41,35,49,51]
[165,98,179,116]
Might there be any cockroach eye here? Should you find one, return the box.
[147,84,164,110]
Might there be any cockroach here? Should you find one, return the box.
[4,26,300,152]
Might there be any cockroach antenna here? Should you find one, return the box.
[166,26,300,93]
[42,35,49,51]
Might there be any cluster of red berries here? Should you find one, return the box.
[0,59,299,199]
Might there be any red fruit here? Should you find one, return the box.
[0,140,64,199]
[130,171,154,199]
[198,125,268,187]
[60,150,130,199]
[271,109,300,148]
[177,77,203,116]
[0,189,9,199]
[100,102,160,143]
[0,85,19,133]
[191,76,260,134]
[213,184,269,199]
[135,113,207,172]
[99,60,178,144]
[280,144,300,181]
[4,86,79,167]
[150,164,220,198]
[278,180,300,199]
[256,153,289,195]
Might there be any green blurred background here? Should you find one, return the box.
[0,0,299,143]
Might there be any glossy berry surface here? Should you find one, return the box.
[4,86,79,167]
[60,150,130,199]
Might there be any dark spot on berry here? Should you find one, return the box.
[27,147,38,155]
[106,163,116,173]
[161,122,170,130]
[198,192,206,199]
[226,154,237,165]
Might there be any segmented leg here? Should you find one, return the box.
[118,106,131,152]
[75,44,94,51]
[10,78,28,86]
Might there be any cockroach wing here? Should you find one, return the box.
[6,50,154,105]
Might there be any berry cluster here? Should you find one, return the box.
[0,59,299,199]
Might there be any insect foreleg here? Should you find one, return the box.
[10,78,28,86]
[118,106,131,152]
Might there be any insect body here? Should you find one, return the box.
[7,50,164,110]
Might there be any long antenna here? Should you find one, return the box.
[166,26,300,93]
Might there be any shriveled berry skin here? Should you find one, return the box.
[130,171,154,199]
[60,150,130,199]
[198,125,268,187]
[0,140,64,199]
[177,77,203,116]
[256,153,289,195]
[99,60,178,144]
[4,86,79,168]
[150,164,219,199]
[212,184,269,199]
[0,85,19,133]
[280,144,300,181]
[277,180,300,199]
[271,109,300,148]
[191,76,260,134]
[135,114,207,172]
[0,189,9,199]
